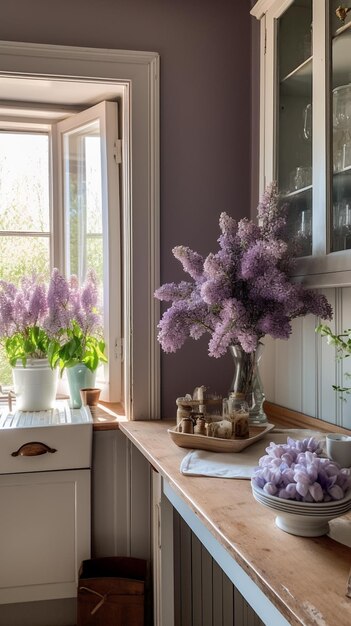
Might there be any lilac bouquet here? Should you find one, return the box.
[0,269,106,372]
[155,184,333,357]
[47,269,107,373]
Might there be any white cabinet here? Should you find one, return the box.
[0,469,90,605]
[251,0,351,286]
[0,404,92,605]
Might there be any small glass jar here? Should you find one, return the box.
[228,393,250,439]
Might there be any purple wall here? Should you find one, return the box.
[1,0,254,417]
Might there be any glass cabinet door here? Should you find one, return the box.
[331,2,351,252]
[251,0,351,281]
[277,0,313,257]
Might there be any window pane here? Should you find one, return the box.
[63,120,103,293]
[0,234,50,387]
[87,235,103,285]
[277,0,313,257]
[0,133,49,232]
[0,235,50,284]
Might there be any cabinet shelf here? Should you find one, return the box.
[333,166,351,177]
[280,57,312,97]
[283,185,312,199]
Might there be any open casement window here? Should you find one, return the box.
[55,101,122,402]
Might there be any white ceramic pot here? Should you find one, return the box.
[12,358,59,411]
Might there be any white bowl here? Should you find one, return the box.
[251,484,351,536]
[252,491,351,516]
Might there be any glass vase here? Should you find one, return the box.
[228,343,267,424]
[66,363,96,409]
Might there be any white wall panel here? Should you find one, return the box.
[275,318,303,411]
[301,313,318,417]
[340,287,351,429]
[319,289,338,423]
[261,286,351,429]
[260,337,276,404]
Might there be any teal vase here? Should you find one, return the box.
[66,363,96,409]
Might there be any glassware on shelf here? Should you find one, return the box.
[289,166,312,191]
[333,84,351,173]
[332,199,351,251]
[343,143,351,170]
[296,207,312,256]
[333,85,351,132]
[300,208,312,236]
[333,147,344,173]
[303,103,312,141]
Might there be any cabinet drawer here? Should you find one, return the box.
[0,423,92,474]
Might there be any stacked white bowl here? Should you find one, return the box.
[251,483,351,536]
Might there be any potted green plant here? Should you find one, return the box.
[46,270,107,408]
[0,269,107,411]
[0,275,60,411]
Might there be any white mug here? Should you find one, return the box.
[326,433,351,468]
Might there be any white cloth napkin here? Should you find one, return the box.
[180,429,326,480]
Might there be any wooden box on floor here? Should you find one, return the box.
[77,556,147,626]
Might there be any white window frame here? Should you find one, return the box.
[0,41,160,420]
[56,101,122,402]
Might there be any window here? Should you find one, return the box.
[0,131,50,282]
[0,41,160,420]
[0,102,121,401]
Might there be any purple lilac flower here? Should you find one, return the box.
[154,184,333,356]
[155,281,193,302]
[0,269,104,360]
[45,269,71,335]
[237,218,261,248]
[28,284,48,323]
[200,277,231,306]
[81,271,98,312]
[172,246,204,282]
[257,311,292,340]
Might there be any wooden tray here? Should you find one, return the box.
[167,422,275,453]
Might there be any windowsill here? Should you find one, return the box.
[91,401,127,431]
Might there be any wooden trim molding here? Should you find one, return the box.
[265,400,351,433]
[92,400,351,433]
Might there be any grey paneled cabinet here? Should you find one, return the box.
[251,1,351,428]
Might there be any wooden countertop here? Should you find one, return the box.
[119,418,351,626]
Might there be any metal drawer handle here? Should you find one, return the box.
[11,442,57,457]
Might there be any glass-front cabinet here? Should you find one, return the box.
[251,0,351,285]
